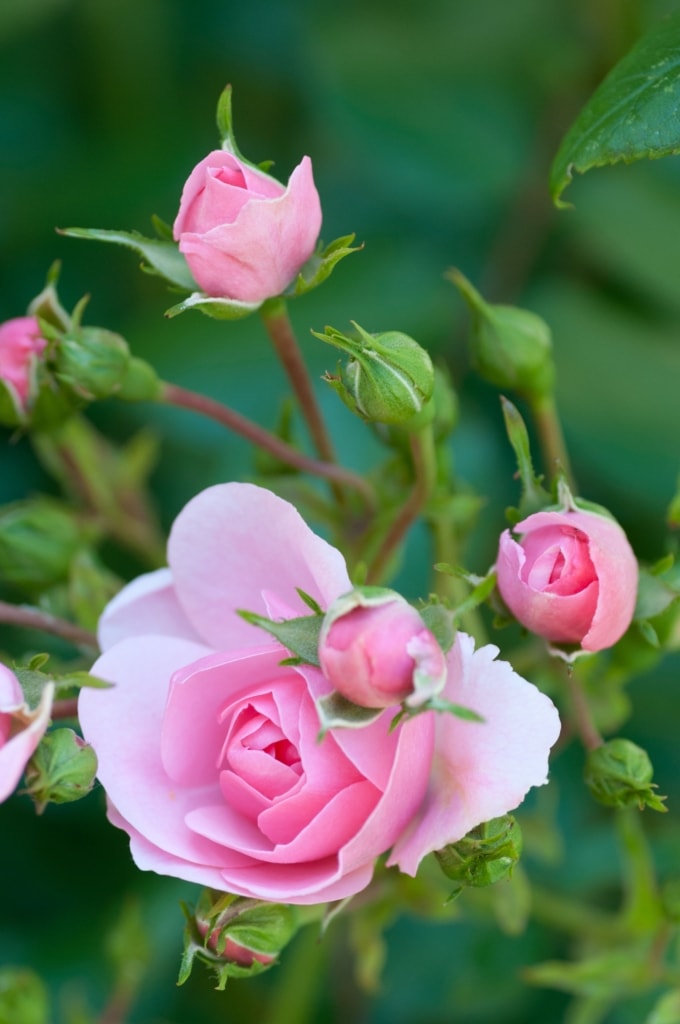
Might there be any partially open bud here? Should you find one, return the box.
[318,587,447,708]
[0,666,53,804]
[584,738,666,812]
[449,269,554,401]
[315,321,434,425]
[180,889,298,987]
[0,316,48,425]
[434,814,523,891]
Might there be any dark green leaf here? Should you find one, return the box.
[237,610,322,665]
[551,12,680,207]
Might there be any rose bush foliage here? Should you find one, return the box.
[79,484,560,905]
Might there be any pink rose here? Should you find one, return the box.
[0,664,53,803]
[173,151,322,303]
[318,589,447,708]
[79,483,559,905]
[496,507,638,651]
[0,316,47,413]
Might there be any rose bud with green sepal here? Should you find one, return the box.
[318,587,447,709]
[24,728,98,813]
[0,665,53,804]
[496,503,638,653]
[0,317,48,426]
[315,321,435,425]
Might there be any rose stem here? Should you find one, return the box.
[259,298,338,466]
[564,666,602,751]
[430,514,488,644]
[160,382,376,509]
[0,600,97,648]
[366,425,437,584]
[528,391,576,490]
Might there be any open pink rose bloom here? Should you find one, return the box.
[79,483,560,905]
[496,508,638,652]
[0,664,53,803]
[173,151,322,304]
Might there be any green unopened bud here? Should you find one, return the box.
[55,324,131,401]
[584,738,667,812]
[116,356,162,402]
[435,815,523,893]
[449,269,554,400]
[315,321,434,425]
[24,728,98,813]
[0,498,85,593]
[180,890,298,988]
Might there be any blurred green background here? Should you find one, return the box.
[3,0,680,1021]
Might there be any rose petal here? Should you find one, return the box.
[0,678,53,803]
[388,634,560,875]
[167,483,351,650]
[98,568,205,651]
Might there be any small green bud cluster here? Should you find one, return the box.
[435,815,523,893]
[584,738,666,812]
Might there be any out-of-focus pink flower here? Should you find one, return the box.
[173,151,322,303]
[496,507,638,651]
[0,664,53,803]
[319,589,446,708]
[79,483,559,904]
[0,317,47,413]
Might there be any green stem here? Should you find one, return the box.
[260,298,337,466]
[430,515,488,644]
[160,382,375,510]
[528,391,575,489]
[530,884,625,942]
[564,665,602,752]
[616,808,662,934]
[0,600,97,648]
[366,426,437,584]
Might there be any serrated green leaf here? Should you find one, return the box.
[60,227,197,291]
[551,12,680,207]
[164,292,260,319]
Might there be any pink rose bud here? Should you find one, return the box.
[496,507,638,652]
[173,150,322,304]
[0,664,53,803]
[0,317,47,414]
[319,588,447,708]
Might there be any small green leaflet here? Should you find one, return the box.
[551,12,680,207]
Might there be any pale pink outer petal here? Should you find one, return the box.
[510,509,638,652]
[78,636,252,869]
[167,482,351,650]
[97,568,205,652]
[496,530,598,644]
[178,156,322,302]
[173,151,284,236]
[0,670,54,804]
[388,633,561,875]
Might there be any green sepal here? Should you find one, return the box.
[164,292,261,320]
[23,728,98,813]
[390,693,484,732]
[237,609,322,666]
[418,601,456,653]
[432,565,498,627]
[500,397,551,521]
[27,261,71,332]
[290,234,363,297]
[316,691,385,739]
[14,655,109,712]
[60,226,197,291]
[550,11,680,207]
